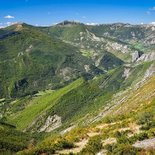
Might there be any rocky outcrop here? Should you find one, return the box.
[132,51,139,62]
[136,52,155,62]
[39,115,62,132]
[122,68,131,79]
[108,42,129,54]
[59,67,75,81]
[84,65,91,72]
[133,138,155,149]
[144,63,155,80]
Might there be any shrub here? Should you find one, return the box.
[137,112,153,125]
[104,143,117,153]
[113,144,139,155]
[137,132,149,141]
[53,138,74,150]
[141,121,155,130]
[80,136,102,154]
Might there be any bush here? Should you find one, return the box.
[53,138,74,150]
[104,143,117,153]
[80,136,102,154]
[35,147,55,155]
[137,132,149,141]
[113,144,139,155]
[105,143,140,155]
[115,131,130,144]
[137,112,153,125]
[141,121,155,130]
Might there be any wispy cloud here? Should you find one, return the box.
[150,6,155,11]
[146,11,151,15]
[82,16,87,19]
[4,15,15,19]
[146,6,155,15]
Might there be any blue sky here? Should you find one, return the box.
[0,0,155,27]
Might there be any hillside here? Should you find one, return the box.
[15,66,155,155]
[0,23,103,98]
[0,22,155,155]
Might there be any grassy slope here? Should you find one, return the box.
[110,75,155,117]
[7,66,125,131]
[42,24,86,42]
[18,74,155,155]
[8,78,84,130]
[7,61,153,131]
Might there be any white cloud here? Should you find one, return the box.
[4,15,15,19]
[52,23,58,25]
[6,22,17,26]
[0,26,5,29]
[86,22,98,26]
[6,22,12,26]
[150,22,155,25]
[0,21,18,28]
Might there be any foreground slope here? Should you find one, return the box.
[17,72,155,155]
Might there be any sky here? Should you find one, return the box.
[0,0,155,27]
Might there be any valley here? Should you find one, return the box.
[0,21,155,155]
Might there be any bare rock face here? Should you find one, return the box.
[132,51,139,62]
[135,63,155,89]
[39,115,62,132]
[144,63,155,79]
[137,52,155,62]
[59,67,74,81]
[106,42,129,54]
[84,65,90,72]
[133,138,155,149]
[15,23,23,31]
[122,68,131,79]
[25,45,33,52]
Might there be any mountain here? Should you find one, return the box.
[0,21,155,155]
[0,23,103,98]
